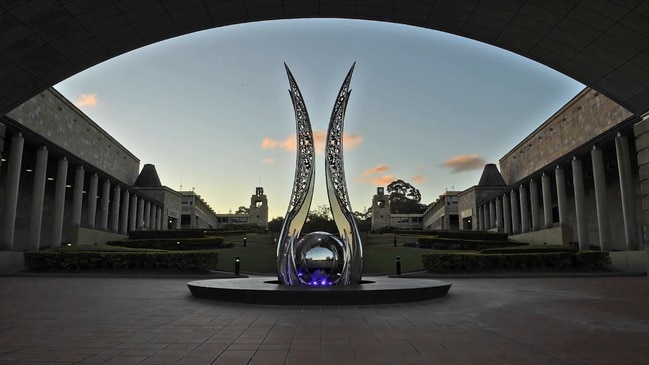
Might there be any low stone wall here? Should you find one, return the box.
[509,226,571,246]
[69,227,127,246]
[609,248,648,273]
[0,251,25,274]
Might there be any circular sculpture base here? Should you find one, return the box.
[187,277,451,305]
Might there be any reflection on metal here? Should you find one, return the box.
[276,64,316,286]
[277,64,363,286]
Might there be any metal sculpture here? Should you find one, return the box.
[277,63,363,286]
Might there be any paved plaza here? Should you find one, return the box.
[0,275,647,364]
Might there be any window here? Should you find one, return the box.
[255,201,263,208]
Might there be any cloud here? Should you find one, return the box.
[412,174,425,183]
[343,133,364,150]
[261,158,275,164]
[357,174,398,186]
[441,154,486,173]
[261,137,294,151]
[260,131,363,154]
[75,93,97,107]
[362,164,390,176]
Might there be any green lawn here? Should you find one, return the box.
[213,245,433,275]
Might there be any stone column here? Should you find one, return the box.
[503,193,511,235]
[1,133,24,250]
[51,157,68,247]
[160,208,167,230]
[152,206,159,230]
[137,197,145,230]
[190,208,196,229]
[591,146,610,250]
[489,200,496,229]
[485,203,492,230]
[495,197,503,232]
[159,207,164,230]
[144,201,151,229]
[520,184,530,233]
[110,185,121,233]
[572,156,588,250]
[129,194,137,232]
[530,179,540,231]
[541,173,553,228]
[616,132,639,250]
[478,205,484,231]
[99,179,110,231]
[71,165,85,228]
[120,191,130,235]
[510,189,520,235]
[87,173,98,228]
[29,146,48,250]
[555,165,569,229]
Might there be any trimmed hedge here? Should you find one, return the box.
[480,245,578,254]
[128,230,205,239]
[417,237,526,250]
[24,250,219,271]
[205,230,249,236]
[437,230,508,241]
[422,251,611,273]
[108,237,230,250]
[391,230,438,236]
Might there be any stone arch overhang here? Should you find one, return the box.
[1,1,648,116]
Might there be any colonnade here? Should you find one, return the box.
[474,133,639,251]
[0,132,167,251]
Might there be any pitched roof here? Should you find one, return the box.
[134,164,162,187]
[477,164,506,187]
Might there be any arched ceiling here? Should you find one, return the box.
[1,0,648,117]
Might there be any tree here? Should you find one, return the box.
[267,216,284,233]
[235,206,249,215]
[353,207,372,232]
[303,205,337,234]
[387,179,427,214]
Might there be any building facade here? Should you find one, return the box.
[423,191,460,230]
[473,88,641,252]
[0,89,170,252]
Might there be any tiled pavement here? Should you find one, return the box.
[0,275,647,364]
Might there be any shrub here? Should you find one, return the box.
[480,245,577,254]
[437,230,508,241]
[128,230,205,239]
[421,251,606,273]
[573,251,611,269]
[24,250,219,271]
[391,230,438,236]
[108,237,229,250]
[417,237,525,250]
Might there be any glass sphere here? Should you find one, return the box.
[294,232,345,286]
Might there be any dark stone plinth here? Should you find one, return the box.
[187,276,451,305]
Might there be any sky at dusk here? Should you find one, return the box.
[54,18,585,219]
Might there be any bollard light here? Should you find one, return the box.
[396,256,401,276]
[235,257,241,276]
[393,235,397,247]
[243,237,247,247]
